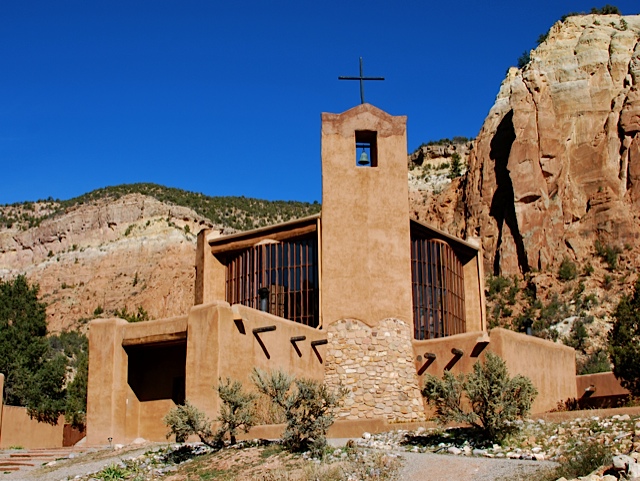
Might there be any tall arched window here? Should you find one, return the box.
[411,238,465,339]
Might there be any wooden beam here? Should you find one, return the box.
[210,224,317,255]
[122,331,187,347]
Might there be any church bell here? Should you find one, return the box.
[358,148,370,166]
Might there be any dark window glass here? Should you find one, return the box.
[225,235,319,328]
[411,237,466,339]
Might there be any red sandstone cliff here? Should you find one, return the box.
[465,14,640,276]
[413,14,640,279]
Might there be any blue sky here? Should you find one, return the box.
[1,1,638,205]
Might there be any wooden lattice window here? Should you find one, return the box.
[225,235,319,327]
[411,237,466,340]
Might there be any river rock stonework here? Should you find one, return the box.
[325,318,425,422]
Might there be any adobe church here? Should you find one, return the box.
[86,103,576,445]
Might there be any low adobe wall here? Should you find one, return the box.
[87,302,327,445]
[576,372,629,408]
[0,406,64,449]
[413,328,576,414]
[489,328,577,412]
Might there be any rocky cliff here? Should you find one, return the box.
[0,194,219,332]
[463,14,640,277]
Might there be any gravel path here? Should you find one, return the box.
[398,452,556,481]
[3,443,557,481]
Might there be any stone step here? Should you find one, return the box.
[0,461,34,467]
[0,467,20,472]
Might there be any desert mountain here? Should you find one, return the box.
[0,185,320,332]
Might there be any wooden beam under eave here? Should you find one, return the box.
[209,224,317,255]
[122,331,187,347]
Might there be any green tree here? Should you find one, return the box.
[0,275,67,424]
[49,330,89,428]
[591,4,621,14]
[517,51,531,69]
[609,278,640,396]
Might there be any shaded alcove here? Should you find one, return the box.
[125,341,186,404]
[489,110,529,275]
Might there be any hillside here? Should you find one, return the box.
[0,185,320,332]
[411,12,640,372]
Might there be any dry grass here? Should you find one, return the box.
[163,444,401,481]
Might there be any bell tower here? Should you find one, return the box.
[320,103,413,327]
[320,103,424,423]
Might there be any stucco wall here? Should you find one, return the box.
[577,372,629,408]
[87,302,327,445]
[577,372,628,397]
[488,328,576,412]
[413,328,576,414]
[0,406,64,449]
[320,104,413,328]
[194,229,226,305]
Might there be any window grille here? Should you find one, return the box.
[411,237,466,339]
[225,235,319,328]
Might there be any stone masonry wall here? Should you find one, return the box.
[325,318,425,422]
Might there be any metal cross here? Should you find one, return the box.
[338,57,384,104]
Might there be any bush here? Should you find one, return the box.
[609,278,640,396]
[578,350,611,375]
[252,369,346,455]
[583,262,594,276]
[595,240,622,270]
[114,306,149,323]
[163,401,216,447]
[565,319,588,353]
[487,275,511,298]
[517,51,531,69]
[550,439,612,480]
[448,153,463,179]
[421,353,537,443]
[215,377,257,445]
[558,257,577,281]
[591,4,621,14]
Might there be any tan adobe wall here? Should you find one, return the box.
[576,372,629,408]
[463,237,487,332]
[413,328,576,414]
[489,328,576,412]
[194,229,226,305]
[577,372,628,397]
[0,406,64,449]
[87,302,326,445]
[326,318,424,422]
